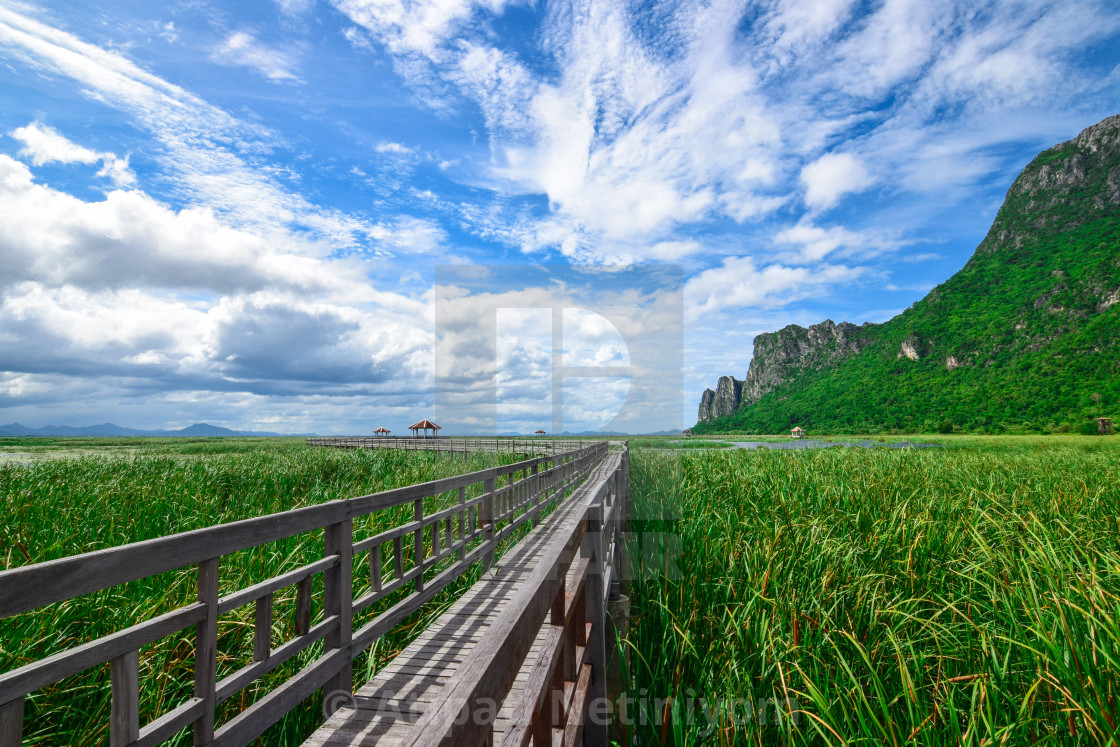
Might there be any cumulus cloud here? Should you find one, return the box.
[685,256,864,319]
[800,152,874,210]
[0,155,340,293]
[10,122,135,186]
[0,152,433,418]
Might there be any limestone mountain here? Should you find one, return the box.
[695,113,1120,434]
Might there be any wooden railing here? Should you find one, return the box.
[0,442,612,746]
[412,447,630,747]
[307,437,588,455]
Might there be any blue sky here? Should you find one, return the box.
[0,0,1118,434]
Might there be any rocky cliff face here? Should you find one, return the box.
[697,376,744,422]
[697,320,871,422]
[692,113,1120,434]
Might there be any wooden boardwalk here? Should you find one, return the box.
[307,437,587,456]
[0,440,627,747]
[304,453,617,746]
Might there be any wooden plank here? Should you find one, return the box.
[324,519,354,702]
[0,603,205,705]
[561,665,591,747]
[502,626,564,747]
[482,477,496,568]
[581,496,608,747]
[0,503,349,619]
[110,649,140,746]
[370,544,383,593]
[414,500,426,594]
[212,648,350,747]
[194,558,219,746]
[216,615,336,704]
[395,496,589,747]
[254,593,273,661]
[133,697,205,747]
[0,697,24,747]
[295,576,312,636]
[218,555,336,615]
[0,445,597,619]
[393,536,404,580]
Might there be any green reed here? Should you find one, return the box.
[0,440,519,745]
[623,437,1120,745]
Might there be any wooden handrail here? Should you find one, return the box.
[0,442,612,747]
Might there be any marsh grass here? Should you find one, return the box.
[0,439,521,745]
[624,437,1120,745]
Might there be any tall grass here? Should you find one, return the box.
[624,438,1120,745]
[0,440,520,745]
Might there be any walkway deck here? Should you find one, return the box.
[303,454,618,746]
[0,442,626,747]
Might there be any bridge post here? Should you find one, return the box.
[194,557,219,746]
[582,500,609,747]
[482,476,496,567]
[0,698,24,747]
[323,518,354,704]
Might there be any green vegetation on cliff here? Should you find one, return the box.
[697,115,1120,435]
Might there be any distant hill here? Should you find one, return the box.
[696,113,1120,435]
[0,422,315,437]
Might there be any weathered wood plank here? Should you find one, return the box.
[395,498,589,746]
[218,555,336,615]
[254,593,273,662]
[0,445,595,619]
[194,558,220,746]
[216,615,337,705]
[0,603,205,705]
[0,697,23,747]
[110,649,140,747]
[295,576,312,636]
[324,519,354,702]
[133,697,205,747]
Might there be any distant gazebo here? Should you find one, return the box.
[373,427,391,437]
[535,429,547,436]
[1096,417,1113,435]
[682,428,694,437]
[791,426,805,439]
[409,419,442,439]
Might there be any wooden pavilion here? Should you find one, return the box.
[372,427,391,437]
[791,426,806,439]
[408,419,442,438]
[534,429,547,436]
[1096,417,1113,435]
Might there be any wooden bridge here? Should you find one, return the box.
[0,440,628,747]
[306,437,588,456]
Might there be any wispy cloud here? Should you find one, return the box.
[11,122,135,187]
[0,5,406,254]
[211,32,300,82]
[335,0,1120,274]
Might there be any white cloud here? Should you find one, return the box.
[336,0,1120,268]
[10,122,135,186]
[275,0,315,16]
[212,32,299,82]
[774,219,903,263]
[374,141,413,154]
[800,152,874,210]
[0,6,387,250]
[333,0,516,58]
[685,256,864,318]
